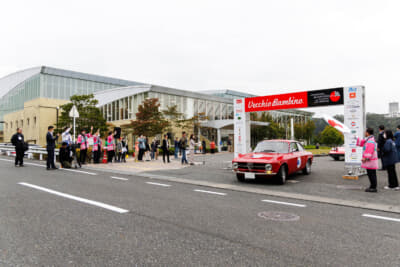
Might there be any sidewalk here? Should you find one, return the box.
[86,152,224,174]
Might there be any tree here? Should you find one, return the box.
[57,94,107,136]
[129,98,169,137]
[250,112,285,146]
[163,105,190,130]
[294,120,316,142]
[319,126,344,146]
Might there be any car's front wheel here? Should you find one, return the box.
[236,173,245,182]
[302,159,312,175]
[276,166,287,185]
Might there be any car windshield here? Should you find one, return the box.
[253,141,289,153]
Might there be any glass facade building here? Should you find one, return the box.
[0,66,143,129]
[96,85,234,122]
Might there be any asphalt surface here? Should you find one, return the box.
[1,157,400,266]
[144,154,400,207]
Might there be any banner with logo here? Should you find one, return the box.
[343,86,365,166]
[244,88,344,112]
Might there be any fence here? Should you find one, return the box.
[0,145,59,161]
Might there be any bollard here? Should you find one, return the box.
[102,150,108,164]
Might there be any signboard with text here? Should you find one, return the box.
[244,88,344,112]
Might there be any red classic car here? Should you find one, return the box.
[329,146,345,161]
[232,140,313,184]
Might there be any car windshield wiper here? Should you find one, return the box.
[262,150,276,153]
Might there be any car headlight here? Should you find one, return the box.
[265,164,272,171]
[232,162,238,169]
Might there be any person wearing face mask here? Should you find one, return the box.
[357,128,379,192]
[377,125,386,171]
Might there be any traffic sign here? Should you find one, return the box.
[69,105,79,118]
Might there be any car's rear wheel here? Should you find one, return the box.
[302,159,312,175]
[333,156,339,161]
[236,173,245,182]
[276,166,287,185]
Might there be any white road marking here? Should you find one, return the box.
[61,168,97,175]
[0,158,97,175]
[111,176,129,181]
[18,182,129,214]
[146,182,171,187]
[262,199,307,207]
[362,214,400,223]
[194,189,227,196]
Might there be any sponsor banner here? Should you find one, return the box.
[307,87,344,107]
[245,92,308,112]
[244,88,344,112]
[234,98,248,157]
[344,86,365,166]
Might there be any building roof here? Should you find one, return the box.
[0,66,144,99]
[95,85,234,107]
[201,89,256,98]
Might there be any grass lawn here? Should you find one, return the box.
[306,147,331,155]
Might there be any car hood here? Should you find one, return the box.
[233,153,283,163]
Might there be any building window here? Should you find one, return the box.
[20,120,23,128]
[34,116,37,126]
[27,118,30,126]
[16,121,18,128]
[10,122,13,129]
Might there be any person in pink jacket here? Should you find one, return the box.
[357,128,379,192]
[77,126,93,165]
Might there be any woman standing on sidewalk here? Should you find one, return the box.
[357,128,379,192]
[382,130,400,190]
[188,134,197,165]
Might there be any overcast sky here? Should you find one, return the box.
[1,0,399,115]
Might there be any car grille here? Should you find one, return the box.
[237,162,266,171]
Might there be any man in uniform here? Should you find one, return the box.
[46,126,59,170]
[11,128,25,167]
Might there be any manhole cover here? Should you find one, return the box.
[258,211,300,222]
[336,185,363,190]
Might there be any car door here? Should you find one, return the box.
[288,142,301,173]
[296,142,308,169]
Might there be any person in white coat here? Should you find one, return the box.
[188,134,199,165]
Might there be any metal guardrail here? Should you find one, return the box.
[0,145,59,160]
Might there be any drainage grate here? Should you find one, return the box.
[258,211,300,222]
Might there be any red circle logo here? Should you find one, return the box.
[330,91,341,102]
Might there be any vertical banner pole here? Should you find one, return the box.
[234,98,249,158]
[343,86,366,178]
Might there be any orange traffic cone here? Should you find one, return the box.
[102,150,108,164]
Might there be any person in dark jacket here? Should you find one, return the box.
[382,130,400,190]
[377,125,386,170]
[11,128,25,167]
[394,125,400,160]
[162,134,170,163]
[202,140,206,154]
[46,126,59,170]
[59,142,72,168]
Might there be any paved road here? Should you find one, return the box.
[143,154,400,207]
[1,157,400,266]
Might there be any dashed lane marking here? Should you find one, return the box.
[111,176,129,181]
[146,182,171,187]
[362,214,400,223]
[262,199,307,207]
[18,182,129,214]
[194,189,227,196]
